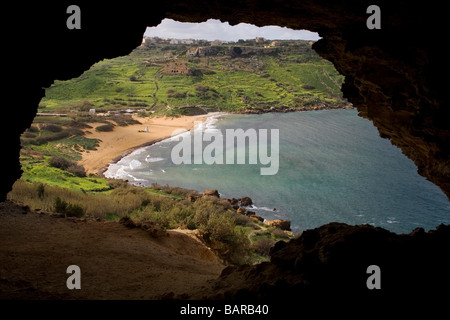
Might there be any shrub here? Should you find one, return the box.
[68,120,92,129]
[234,213,255,227]
[65,127,85,136]
[27,130,73,145]
[53,197,84,217]
[271,227,291,240]
[251,238,276,257]
[37,183,45,199]
[67,164,86,177]
[302,84,315,90]
[22,132,37,138]
[48,156,73,170]
[95,123,115,132]
[41,124,63,132]
[75,100,94,112]
[168,91,187,99]
[110,115,140,126]
[27,126,39,133]
[204,213,235,242]
[48,156,86,177]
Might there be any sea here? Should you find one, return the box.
[105,109,450,234]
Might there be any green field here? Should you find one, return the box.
[40,39,346,115]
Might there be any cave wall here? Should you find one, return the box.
[2,0,449,201]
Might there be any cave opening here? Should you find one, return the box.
[2,2,450,301]
[9,18,450,236]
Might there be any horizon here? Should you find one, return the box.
[144,19,321,42]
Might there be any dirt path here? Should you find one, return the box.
[0,201,225,299]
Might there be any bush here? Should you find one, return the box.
[95,123,115,132]
[68,120,92,129]
[75,100,94,112]
[54,197,84,217]
[37,183,45,199]
[302,84,315,90]
[48,156,86,177]
[251,238,276,257]
[65,127,85,136]
[167,91,187,99]
[110,115,140,126]
[27,130,72,145]
[67,164,86,177]
[202,212,235,242]
[22,132,37,138]
[27,126,39,133]
[41,124,63,132]
[48,156,73,170]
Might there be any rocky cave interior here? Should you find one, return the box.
[2,0,449,301]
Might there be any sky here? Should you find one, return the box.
[144,19,321,41]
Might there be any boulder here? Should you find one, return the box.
[187,195,199,202]
[204,189,220,198]
[240,197,253,206]
[141,222,167,238]
[264,219,291,231]
[237,207,247,215]
[119,216,137,228]
[249,215,264,222]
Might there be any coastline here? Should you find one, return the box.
[79,113,212,176]
[80,105,354,178]
[235,102,354,114]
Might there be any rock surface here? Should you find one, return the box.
[191,222,450,301]
[264,219,291,231]
[239,197,253,206]
[203,189,220,198]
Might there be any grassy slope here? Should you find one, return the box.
[39,40,345,114]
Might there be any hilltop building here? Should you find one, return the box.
[161,61,190,75]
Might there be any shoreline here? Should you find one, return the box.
[234,102,354,114]
[96,136,174,177]
[79,113,213,176]
[83,105,354,178]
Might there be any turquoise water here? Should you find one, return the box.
[105,110,450,233]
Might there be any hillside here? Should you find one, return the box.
[40,38,347,116]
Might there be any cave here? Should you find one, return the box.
[3,1,449,201]
[2,0,449,304]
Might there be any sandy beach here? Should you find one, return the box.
[79,114,210,176]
